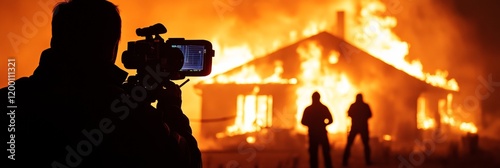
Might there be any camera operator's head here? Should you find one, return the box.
[51,0,121,65]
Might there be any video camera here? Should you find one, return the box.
[121,23,214,102]
[122,23,214,80]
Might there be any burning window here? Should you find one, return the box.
[225,87,273,136]
[417,96,435,130]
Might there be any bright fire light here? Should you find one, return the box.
[418,93,478,134]
[417,97,436,130]
[460,122,478,134]
[383,134,392,141]
[246,136,256,144]
[223,87,274,136]
[211,0,467,138]
[349,0,459,91]
[206,60,296,84]
[295,41,358,134]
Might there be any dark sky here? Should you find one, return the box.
[439,0,500,71]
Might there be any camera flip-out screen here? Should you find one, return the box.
[167,39,214,76]
[172,44,205,72]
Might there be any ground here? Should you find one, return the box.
[200,135,500,168]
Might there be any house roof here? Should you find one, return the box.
[197,31,448,93]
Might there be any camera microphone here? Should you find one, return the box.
[136,23,167,36]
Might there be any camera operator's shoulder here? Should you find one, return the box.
[1,77,32,106]
[1,77,32,92]
[5,76,30,86]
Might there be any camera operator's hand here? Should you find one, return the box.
[157,80,182,107]
[156,81,189,133]
[156,80,201,167]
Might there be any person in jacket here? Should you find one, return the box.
[301,91,334,168]
[2,0,201,167]
[342,93,373,167]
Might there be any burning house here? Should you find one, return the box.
[194,31,464,147]
[193,2,479,152]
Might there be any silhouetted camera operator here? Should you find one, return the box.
[1,0,202,167]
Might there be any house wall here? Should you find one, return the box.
[199,82,426,142]
[199,84,296,138]
[199,85,238,138]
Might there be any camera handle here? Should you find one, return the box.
[123,73,189,104]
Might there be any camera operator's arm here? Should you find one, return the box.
[156,81,202,167]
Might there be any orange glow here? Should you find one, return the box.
[328,50,340,64]
[222,87,274,137]
[460,122,478,134]
[417,97,436,130]
[302,21,328,37]
[422,119,435,130]
[440,94,478,134]
[209,0,465,138]
[205,60,296,84]
[1,0,476,146]
[295,41,358,134]
[349,0,459,91]
[442,116,457,126]
[246,136,256,144]
[209,42,256,76]
[441,93,456,126]
[383,134,392,141]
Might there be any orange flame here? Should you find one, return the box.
[295,41,358,134]
[444,94,478,134]
[383,134,392,141]
[210,0,459,91]
[205,60,296,84]
[417,97,435,129]
[213,0,465,137]
[220,86,274,137]
[349,0,459,91]
[417,93,478,134]
[460,122,478,134]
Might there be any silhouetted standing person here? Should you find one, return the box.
[301,92,334,168]
[342,93,372,167]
